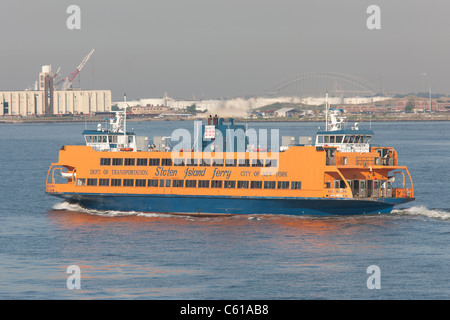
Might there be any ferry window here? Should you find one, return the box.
[325,182,331,189]
[224,181,236,188]
[123,179,134,187]
[342,157,347,165]
[185,180,197,188]
[128,136,134,144]
[102,136,107,143]
[251,159,263,167]
[330,136,335,143]
[212,159,223,167]
[186,158,198,166]
[137,158,147,166]
[76,178,86,186]
[336,136,343,143]
[238,159,250,167]
[291,181,302,190]
[348,136,355,143]
[250,181,262,189]
[264,181,276,189]
[124,158,135,166]
[365,136,371,143]
[111,179,121,187]
[265,159,277,167]
[225,159,237,167]
[200,159,211,167]
[211,180,223,188]
[112,158,123,166]
[277,181,289,189]
[100,158,111,166]
[198,180,210,188]
[148,179,158,187]
[135,179,146,187]
[343,136,349,143]
[173,180,184,187]
[174,159,185,166]
[237,181,249,189]
[354,136,361,143]
[165,180,171,188]
[159,179,165,187]
[92,136,97,143]
[324,136,329,143]
[87,178,97,186]
[162,158,172,166]
[109,136,118,143]
[318,136,324,143]
[149,158,160,166]
[86,136,92,143]
[99,179,109,186]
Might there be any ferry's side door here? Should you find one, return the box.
[159,178,172,194]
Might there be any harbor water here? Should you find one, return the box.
[0,120,449,299]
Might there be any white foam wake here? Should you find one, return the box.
[51,201,178,218]
[393,206,450,220]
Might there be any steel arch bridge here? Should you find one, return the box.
[265,72,381,96]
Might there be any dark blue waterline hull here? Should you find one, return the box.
[51,193,414,216]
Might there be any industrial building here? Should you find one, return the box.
[1,50,111,117]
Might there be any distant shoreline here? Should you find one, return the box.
[1,114,450,124]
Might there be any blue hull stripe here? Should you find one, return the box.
[51,192,414,216]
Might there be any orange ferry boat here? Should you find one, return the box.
[46,109,414,216]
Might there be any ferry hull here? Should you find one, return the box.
[52,193,414,216]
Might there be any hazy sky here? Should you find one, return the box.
[0,0,449,100]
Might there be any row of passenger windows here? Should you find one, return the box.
[100,158,277,167]
[317,135,371,144]
[86,135,119,143]
[77,178,301,190]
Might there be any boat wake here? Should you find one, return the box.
[51,201,172,218]
[392,206,450,220]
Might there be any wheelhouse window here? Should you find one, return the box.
[336,135,343,143]
[317,135,324,143]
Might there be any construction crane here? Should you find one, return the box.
[56,49,95,90]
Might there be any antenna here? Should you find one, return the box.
[325,92,329,131]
